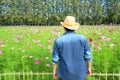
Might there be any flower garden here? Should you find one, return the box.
[0,26,120,80]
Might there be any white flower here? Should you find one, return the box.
[29,56,33,58]
[110,44,115,48]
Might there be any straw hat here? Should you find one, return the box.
[60,16,80,30]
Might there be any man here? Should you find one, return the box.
[52,16,92,80]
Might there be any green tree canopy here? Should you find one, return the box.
[0,0,120,25]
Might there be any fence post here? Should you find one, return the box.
[27,72,30,80]
[92,73,95,80]
[14,72,16,80]
[113,72,114,80]
[18,72,21,80]
[99,72,101,80]
[31,71,33,80]
[119,72,120,80]
[37,72,39,80]
[106,71,107,80]
[0,73,1,80]
[4,72,6,80]
[42,71,45,80]
[23,71,25,80]
[9,72,10,80]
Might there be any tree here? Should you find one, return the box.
[0,0,120,25]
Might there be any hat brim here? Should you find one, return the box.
[60,22,80,30]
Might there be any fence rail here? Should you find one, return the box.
[0,72,120,80]
[0,72,120,76]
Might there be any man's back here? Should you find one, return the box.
[53,31,91,80]
[52,16,92,80]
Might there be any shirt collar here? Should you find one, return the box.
[63,31,75,35]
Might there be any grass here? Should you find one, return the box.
[0,26,120,80]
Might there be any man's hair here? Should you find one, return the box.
[64,27,75,32]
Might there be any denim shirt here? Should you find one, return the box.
[52,31,92,80]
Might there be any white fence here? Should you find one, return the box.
[0,72,120,80]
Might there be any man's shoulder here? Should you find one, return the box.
[75,34,87,39]
[56,34,87,41]
[56,35,64,41]
[55,36,62,42]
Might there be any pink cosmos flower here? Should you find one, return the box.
[46,64,50,67]
[0,41,5,47]
[32,39,40,43]
[35,60,40,65]
[110,44,115,48]
[106,38,112,42]
[0,51,3,55]
[16,35,23,40]
[92,43,99,47]
[1,44,5,47]
[49,49,53,53]
[94,44,99,47]
[98,36,106,40]
[0,41,4,45]
[99,32,102,34]
[101,36,106,39]
[104,43,107,46]
[51,31,58,35]
[41,45,45,48]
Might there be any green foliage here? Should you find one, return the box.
[0,0,120,25]
[0,26,120,80]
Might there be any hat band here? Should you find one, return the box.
[64,23,75,27]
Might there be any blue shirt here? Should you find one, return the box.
[52,31,92,80]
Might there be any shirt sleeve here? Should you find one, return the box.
[84,38,92,62]
[52,39,60,65]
